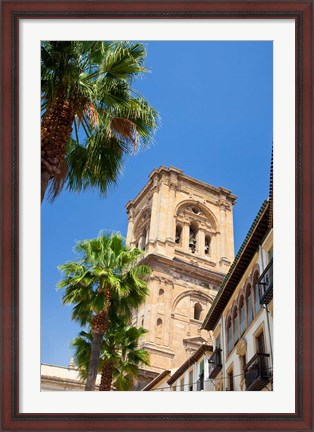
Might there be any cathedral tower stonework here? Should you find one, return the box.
[126,166,236,375]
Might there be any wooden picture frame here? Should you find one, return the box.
[1,1,312,430]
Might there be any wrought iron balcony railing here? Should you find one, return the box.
[208,348,222,379]
[258,259,273,305]
[244,352,271,391]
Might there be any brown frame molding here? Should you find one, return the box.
[1,1,312,430]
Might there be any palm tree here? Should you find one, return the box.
[41,41,158,202]
[58,232,150,391]
[71,323,149,391]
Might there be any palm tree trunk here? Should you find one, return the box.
[99,359,115,391]
[41,90,76,201]
[85,332,104,391]
[85,292,110,391]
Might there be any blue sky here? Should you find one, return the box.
[41,41,273,367]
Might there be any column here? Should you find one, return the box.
[149,178,159,242]
[182,222,190,251]
[157,180,168,241]
[197,229,205,256]
[126,208,135,247]
[145,227,150,244]
[166,183,176,240]
[220,204,226,259]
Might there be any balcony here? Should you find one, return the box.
[208,348,222,379]
[258,259,273,305]
[244,353,271,391]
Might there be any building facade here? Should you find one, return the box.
[202,199,273,391]
[166,344,214,392]
[126,166,236,373]
[41,361,101,391]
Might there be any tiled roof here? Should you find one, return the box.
[201,199,270,331]
[142,370,171,391]
[167,344,212,385]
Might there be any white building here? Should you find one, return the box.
[202,198,273,391]
[41,361,101,391]
[166,344,214,391]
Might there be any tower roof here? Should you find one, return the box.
[126,166,237,211]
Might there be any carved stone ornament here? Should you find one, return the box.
[236,338,247,356]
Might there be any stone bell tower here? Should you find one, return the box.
[126,166,236,376]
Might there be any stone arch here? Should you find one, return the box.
[231,299,238,315]
[171,290,215,315]
[251,263,260,281]
[133,206,151,249]
[175,200,218,230]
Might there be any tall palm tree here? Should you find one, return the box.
[41,41,158,202]
[58,233,150,391]
[71,323,149,391]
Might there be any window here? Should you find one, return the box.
[239,296,245,335]
[205,235,211,255]
[139,230,147,250]
[172,385,177,391]
[216,334,221,349]
[175,225,182,245]
[156,318,163,342]
[246,285,253,325]
[180,378,184,391]
[189,370,193,391]
[227,316,232,355]
[227,369,234,391]
[197,360,204,391]
[253,272,261,315]
[159,288,164,296]
[256,332,265,354]
[233,307,239,344]
[194,302,202,320]
[256,332,267,373]
[189,223,198,253]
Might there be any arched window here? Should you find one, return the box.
[159,288,164,296]
[239,296,246,335]
[156,318,163,341]
[189,223,198,253]
[253,271,260,315]
[138,229,147,250]
[226,316,232,355]
[233,307,239,344]
[205,235,211,256]
[246,284,253,326]
[175,225,182,245]
[194,302,202,320]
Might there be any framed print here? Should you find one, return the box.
[1,1,313,431]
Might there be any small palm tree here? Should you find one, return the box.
[58,232,150,391]
[71,323,149,391]
[41,41,158,202]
